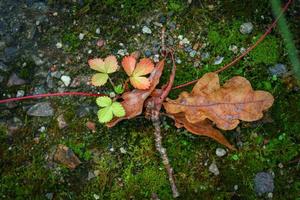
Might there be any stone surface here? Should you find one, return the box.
[53,144,81,169]
[27,102,54,117]
[240,22,253,34]
[142,26,152,34]
[209,161,219,175]
[254,172,274,195]
[61,75,71,87]
[213,56,224,65]
[269,63,287,77]
[7,73,26,87]
[215,148,226,157]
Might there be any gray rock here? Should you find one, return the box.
[87,171,96,181]
[254,172,274,195]
[240,22,253,34]
[144,49,152,57]
[269,63,287,77]
[27,102,54,117]
[61,75,71,87]
[213,56,224,65]
[209,161,219,175]
[0,62,10,72]
[7,73,26,87]
[201,52,210,60]
[16,90,25,97]
[142,26,152,34]
[215,148,226,157]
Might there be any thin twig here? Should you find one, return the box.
[151,111,179,198]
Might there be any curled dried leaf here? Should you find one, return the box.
[107,59,165,127]
[164,72,274,149]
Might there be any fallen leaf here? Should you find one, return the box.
[172,113,235,150]
[107,59,165,127]
[164,72,274,148]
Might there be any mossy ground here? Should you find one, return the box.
[1,0,300,199]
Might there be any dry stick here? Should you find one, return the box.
[172,0,292,90]
[151,111,179,198]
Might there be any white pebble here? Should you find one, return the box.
[56,42,63,49]
[120,147,127,154]
[79,33,85,40]
[61,75,71,87]
[215,148,227,157]
[96,28,100,34]
[16,90,25,97]
[209,161,219,176]
[142,26,152,34]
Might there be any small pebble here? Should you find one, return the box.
[234,185,239,191]
[201,52,210,60]
[153,54,159,63]
[56,42,62,49]
[96,28,100,34]
[120,147,127,154]
[144,49,152,57]
[176,58,182,64]
[213,56,224,65]
[254,172,274,196]
[215,148,226,157]
[96,39,105,47]
[15,90,25,98]
[269,63,287,77]
[61,75,71,87]
[209,161,219,176]
[229,45,238,54]
[79,33,85,40]
[142,26,152,34]
[240,22,254,34]
[93,194,100,200]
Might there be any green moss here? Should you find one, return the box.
[249,35,280,65]
[62,32,81,52]
[111,164,171,199]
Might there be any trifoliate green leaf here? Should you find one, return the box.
[91,73,109,86]
[111,102,126,117]
[96,96,112,107]
[97,107,113,123]
[114,84,124,94]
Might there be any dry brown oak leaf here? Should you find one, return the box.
[163,72,274,149]
[107,59,165,127]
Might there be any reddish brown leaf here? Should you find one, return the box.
[164,72,274,130]
[172,113,236,150]
[107,60,165,127]
[163,72,274,149]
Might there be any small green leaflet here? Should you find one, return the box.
[96,96,126,123]
[114,84,124,94]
